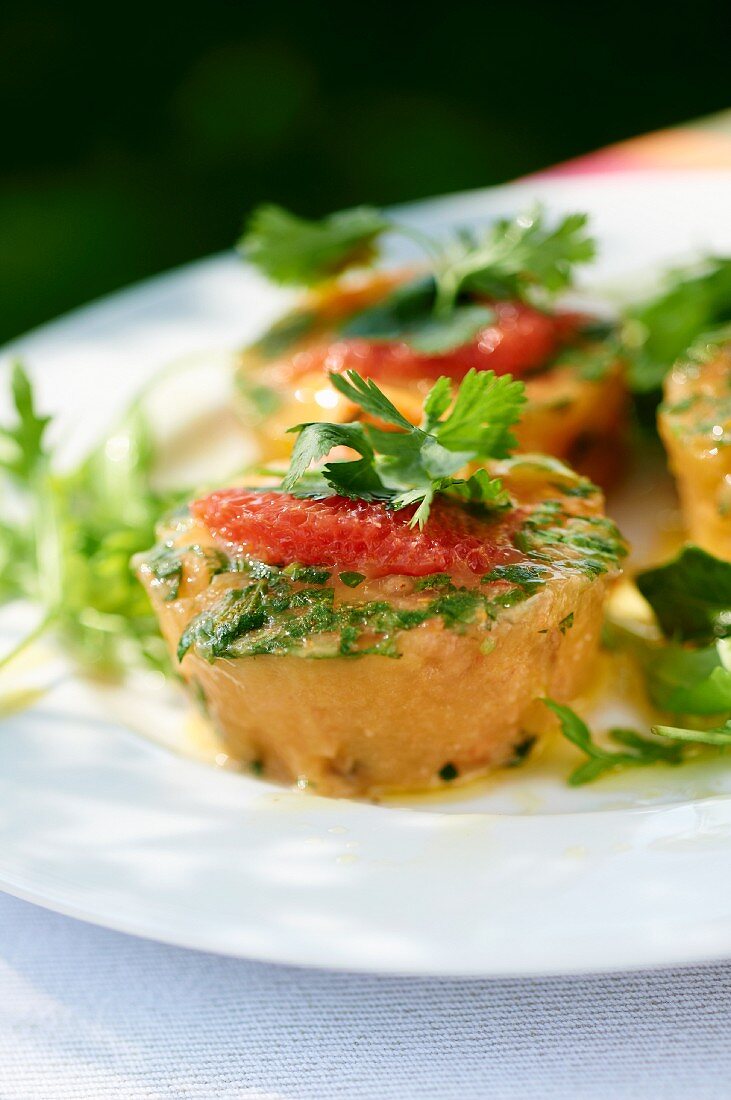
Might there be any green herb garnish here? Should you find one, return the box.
[0,361,189,677]
[241,202,595,355]
[281,367,525,528]
[544,699,683,785]
[240,205,390,286]
[623,257,731,392]
[636,545,731,643]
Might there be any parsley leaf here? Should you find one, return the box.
[434,369,526,456]
[342,277,495,354]
[544,699,682,785]
[241,203,596,346]
[329,371,415,430]
[239,204,390,286]
[282,368,523,527]
[433,209,595,314]
[623,257,731,392]
[636,545,731,643]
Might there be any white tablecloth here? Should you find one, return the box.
[1,892,730,1099]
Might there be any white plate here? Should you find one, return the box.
[3,170,731,977]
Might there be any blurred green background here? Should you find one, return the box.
[2,0,729,343]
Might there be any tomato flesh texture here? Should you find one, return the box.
[193,490,525,579]
[290,301,578,384]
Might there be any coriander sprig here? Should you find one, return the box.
[281,367,525,528]
[240,202,595,354]
[544,699,683,785]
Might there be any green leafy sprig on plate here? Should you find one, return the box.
[240,203,596,355]
[622,257,731,392]
[280,367,526,528]
[0,361,188,678]
[560,545,731,785]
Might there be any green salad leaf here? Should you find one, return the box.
[623,257,731,391]
[0,362,189,678]
[636,545,731,643]
[543,699,682,785]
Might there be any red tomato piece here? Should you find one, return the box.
[192,490,525,579]
[289,302,579,384]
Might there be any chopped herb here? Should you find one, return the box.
[413,573,454,591]
[509,734,537,765]
[559,611,574,635]
[482,563,549,594]
[439,762,459,781]
[283,564,332,584]
[338,571,366,588]
[142,542,228,601]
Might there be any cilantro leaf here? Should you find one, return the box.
[641,641,731,716]
[623,257,731,392]
[434,369,526,456]
[636,545,731,643]
[544,699,682,785]
[281,368,521,527]
[239,204,390,286]
[282,422,373,491]
[342,278,495,354]
[329,370,416,430]
[434,209,595,314]
[421,376,453,429]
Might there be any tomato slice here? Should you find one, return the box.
[192,490,525,579]
[289,301,579,384]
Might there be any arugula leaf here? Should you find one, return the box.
[239,204,389,286]
[623,257,731,392]
[0,361,189,679]
[544,699,682,785]
[636,545,731,643]
[0,362,51,480]
[282,368,521,527]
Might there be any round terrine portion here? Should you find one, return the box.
[659,341,731,558]
[137,468,625,797]
[236,271,628,487]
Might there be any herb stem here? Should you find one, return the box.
[0,609,56,674]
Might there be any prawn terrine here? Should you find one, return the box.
[137,465,625,796]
